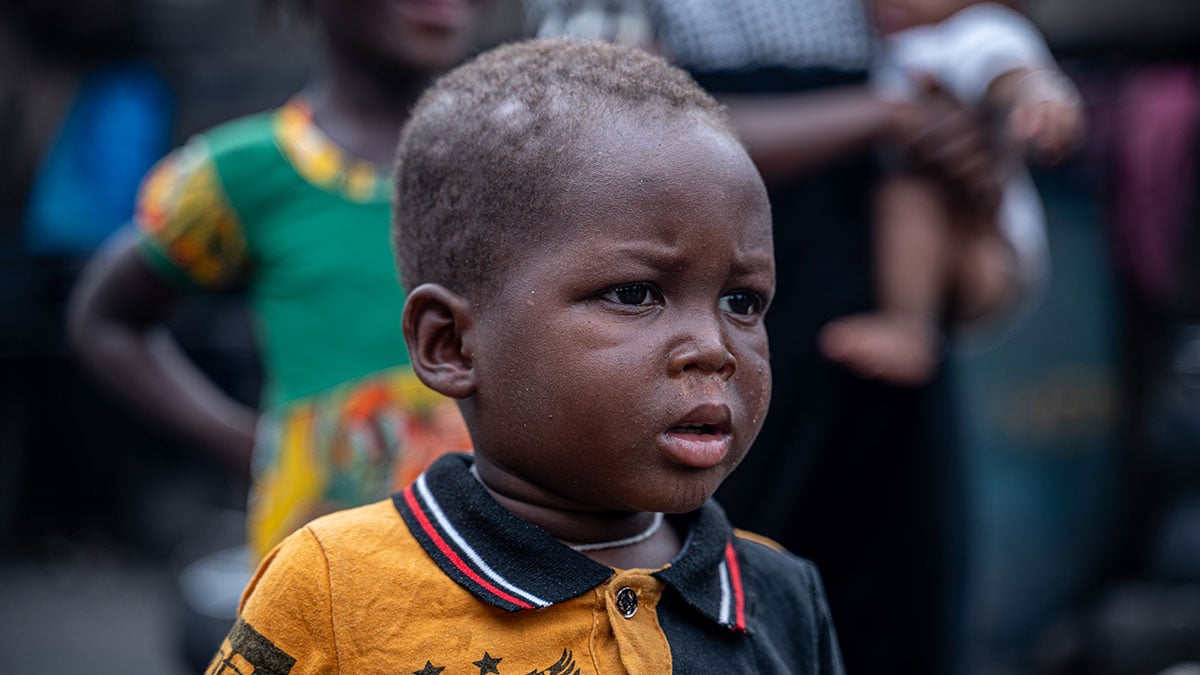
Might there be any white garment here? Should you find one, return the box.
[873,3,1057,346]
[873,3,1055,104]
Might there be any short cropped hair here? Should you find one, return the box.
[392,38,734,300]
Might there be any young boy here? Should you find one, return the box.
[206,39,844,674]
[819,0,1085,384]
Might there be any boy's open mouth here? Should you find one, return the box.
[666,403,732,438]
[660,404,733,469]
[670,422,722,437]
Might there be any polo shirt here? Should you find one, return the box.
[207,454,845,674]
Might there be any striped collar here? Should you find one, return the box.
[394,453,749,632]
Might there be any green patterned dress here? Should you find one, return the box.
[135,99,470,561]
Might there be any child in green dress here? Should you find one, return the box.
[68,0,487,561]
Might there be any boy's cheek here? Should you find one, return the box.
[737,352,772,426]
[742,333,772,377]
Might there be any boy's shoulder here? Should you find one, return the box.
[731,527,825,593]
[728,529,840,667]
[235,498,412,614]
[733,527,788,552]
[241,497,436,614]
[300,498,408,551]
[253,498,411,578]
[311,496,401,527]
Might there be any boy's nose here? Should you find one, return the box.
[667,315,736,380]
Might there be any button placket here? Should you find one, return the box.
[601,572,673,673]
[615,587,639,619]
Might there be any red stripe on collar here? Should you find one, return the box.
[401,484,537,610]
[723,541,747,632]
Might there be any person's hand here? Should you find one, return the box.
[1009,69,1085,165]
[889,77,1002,214]
[205,401,257,476]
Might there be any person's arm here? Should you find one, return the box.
[67,229,256,475]
[719,85,901,185]
[722,82,1002,212]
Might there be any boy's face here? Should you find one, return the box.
[466,113,775,515]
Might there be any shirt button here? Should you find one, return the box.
[615,587,639,619]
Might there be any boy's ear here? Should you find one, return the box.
[402,283,477,399]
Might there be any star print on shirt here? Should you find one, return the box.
[530,649,582,675]
[414,661,445,675]
[473,652,502,674]
[410,648,581,674]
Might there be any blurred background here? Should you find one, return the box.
[0,0,1197,673]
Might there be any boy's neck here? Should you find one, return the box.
[472,461,685,570]
[304,57,431,167]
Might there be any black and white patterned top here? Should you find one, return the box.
[653,0,874,71]
[525,0,876,71]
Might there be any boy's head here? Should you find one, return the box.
[394,37,740,300]
[395,38,774,515]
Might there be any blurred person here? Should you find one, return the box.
[1,0,168,249]
[209,38,844,674]
[13,0,173,256]
[0,0,180,554]
[1025,6,1200,669]
[819,0,1085,385]
[526,1,1023,673]
[68,0,487,564]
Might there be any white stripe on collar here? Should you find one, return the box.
[717,559,733,627]
[415,474,552,608]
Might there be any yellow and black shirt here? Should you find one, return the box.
[207,454,844,674]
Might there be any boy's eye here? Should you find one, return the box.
[603,283,657,306]
[720,291,764,316]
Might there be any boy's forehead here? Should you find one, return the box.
[458,103,772,297]
[513,112,772,258]
[561,108,748,189]
[558,111,767,222]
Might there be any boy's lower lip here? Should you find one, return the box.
[658,430,730,469]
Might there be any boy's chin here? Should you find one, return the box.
[640,478,724,515]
